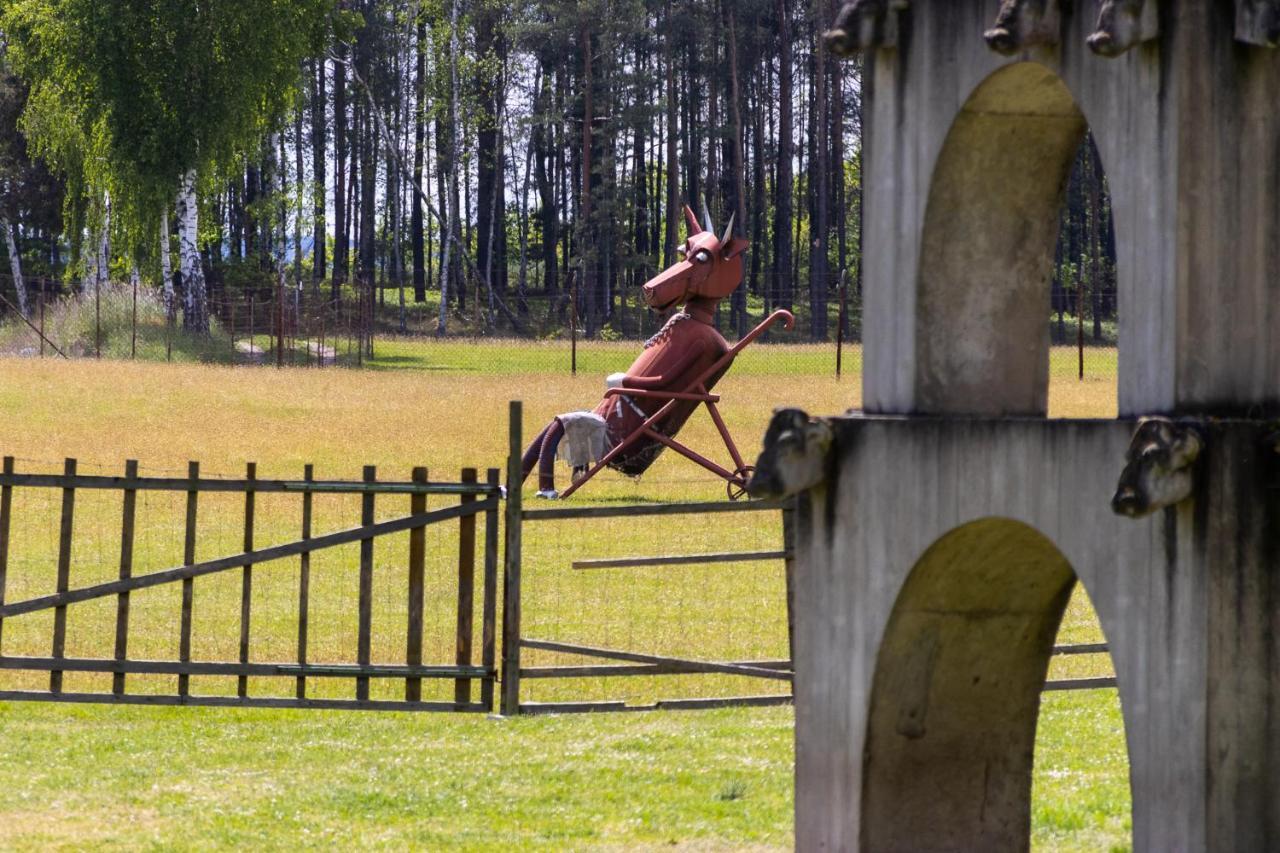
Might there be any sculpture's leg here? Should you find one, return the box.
[532,417,568,494]
[520,423,551,484]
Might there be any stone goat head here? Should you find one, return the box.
[1088,0,1158,57]
[984,0,1063,55]
[1236,0,1280,47]
[746,409,835,500]
[1111,418,1205,519]
[824,0,909,56]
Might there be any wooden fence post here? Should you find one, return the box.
[112,460,138,695]
[455,468,477,707]
[405,466,428,702]
[296,463,313,700]
[481,467,500,711]
[501,401,523,716]
[237,462,256,698]
[50,458,76,693]
[178,461,199,697]
[356,465,376,701]
[0,456,13,653]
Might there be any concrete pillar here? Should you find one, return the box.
[859,1,1280,418]
[791,418,1280,851]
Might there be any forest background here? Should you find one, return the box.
[0,0,1118,352]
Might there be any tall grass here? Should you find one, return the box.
[0,283,237,362]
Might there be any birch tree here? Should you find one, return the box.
[2,0,334,331]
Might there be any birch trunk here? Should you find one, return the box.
[176,169,209,332]
[0,213,28,315]
[159,207,174,307]
[96,194,111,287]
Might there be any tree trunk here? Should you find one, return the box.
[311,57,327,285]
[177,170,209,333]
[0,213,27,316]
[293,109,304,287]
[412,17,426,302]
[533,64,558,294]
[580,21,596,336]
[727,5,747,336]
[438,0,463,335]
[475,7,507,302]
[809,9,830,341]
[663,1,679,266]
[333,42,349,296]
[773,0,794,311]
[95,194,111,288]
[159,207,174,307]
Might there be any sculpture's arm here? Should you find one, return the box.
[618,346,707,391]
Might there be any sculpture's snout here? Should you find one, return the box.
[1087,30,1118,55]
[824,27,857,57]
[983,26,1019,54]
[1110,475,1147,518]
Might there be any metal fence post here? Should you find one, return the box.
[836,269,848,379]
[570,273,578,377]
[501,400,523,716]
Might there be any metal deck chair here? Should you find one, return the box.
[557,309,796,501]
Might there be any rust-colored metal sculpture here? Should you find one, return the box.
[520,204,794,499]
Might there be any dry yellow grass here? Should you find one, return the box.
[0,353,1128,850]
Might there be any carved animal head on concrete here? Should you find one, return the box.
[642,204,749,313]
[1088,0,1158,57]
[1111,418,1205,518]
[1236,0,1280,46]
[824,0,909,57]
[746,409,835,499]
[984,0,1062,55]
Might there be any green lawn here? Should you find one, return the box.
[0,353,1127,849]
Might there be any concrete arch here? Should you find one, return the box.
[859,517,1122,851]
[914,63,1088,416]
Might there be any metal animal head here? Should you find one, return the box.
[1111,418,1205,518]
[984,0,1062,55]
[642,204,750,312]
[1236,0,1280,47]
[824,0,909,57]
[1088,0,1158,57]
[746,409,834,499]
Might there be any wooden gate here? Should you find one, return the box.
[0,458,500,712]
[500,402,798,715]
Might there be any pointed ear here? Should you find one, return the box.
[683,205,702,235]
[722,237,750,260]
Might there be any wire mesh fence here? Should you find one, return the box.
[0,270,1119,384]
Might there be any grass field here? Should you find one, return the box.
[0,347,1126,849]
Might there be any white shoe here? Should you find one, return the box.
[535,489,559,500]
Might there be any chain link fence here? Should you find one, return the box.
[0,269,1117,382]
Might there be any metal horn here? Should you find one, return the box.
[720,213,735,247]
[683,204,702,235]
[701,196,714,235]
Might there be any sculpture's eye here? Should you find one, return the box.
[694,249,711,264]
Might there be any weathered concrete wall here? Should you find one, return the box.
[796,2,1280,848]
[793,416,1279,851]
[861,1,1280,417]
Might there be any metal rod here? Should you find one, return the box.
[572,550,789,570]
[519,638,792,681]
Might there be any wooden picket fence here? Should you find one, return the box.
[0,458,501,712]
